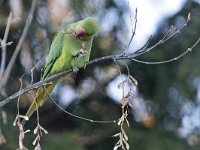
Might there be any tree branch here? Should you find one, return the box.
[0,41,13,48]
[0,0,38,90]
[132,13,191,58]
[0,36,199,108]
[0,12,12,79]
[131,38,200,65]
[127,6,137,47]
[0,12,199,108]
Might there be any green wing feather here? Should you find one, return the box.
[42,32,64,79]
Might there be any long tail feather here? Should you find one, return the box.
[22,79,59,126]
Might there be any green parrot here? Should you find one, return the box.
[24,17,99,122]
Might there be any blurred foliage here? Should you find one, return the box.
[0,0,200,150]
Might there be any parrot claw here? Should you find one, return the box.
[83,63,87,69]
[74,49,88,57]
[72,67,79,73]
[79,49,88,57]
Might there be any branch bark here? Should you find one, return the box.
[0,36,199,108]
[0,12,199,108]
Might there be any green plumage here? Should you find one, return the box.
[24,17,99,122]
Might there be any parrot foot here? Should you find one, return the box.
[72,67,79,73]
[74,49,88,57]
[83,63,87,69]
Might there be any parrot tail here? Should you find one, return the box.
[22,79,59,126]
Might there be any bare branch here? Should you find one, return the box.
[0,41,13,48]
[133,13,192,58]
[0,12,12,78]
[133,35,152,54]
[0,0,38,90]
[0,13,199,108]
[127,6,137,47]
[131,38,200,65]
[0,36,199,108]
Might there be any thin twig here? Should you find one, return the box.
[30,56,46,84]
[0,0,38,90]
[17,75,24,116]
[131,38,200,65]
[127,7,137,47]
[133,13,191,58]
[133,35,152,54]
[43,86,116,124]
[0,12,12,78]
[13,75,30,150]
[0,12,199,108]
[0,41,13,48]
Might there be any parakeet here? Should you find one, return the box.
[24,17,99,122]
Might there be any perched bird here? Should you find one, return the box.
[24,17,99,123]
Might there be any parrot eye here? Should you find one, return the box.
[76,28,85,38]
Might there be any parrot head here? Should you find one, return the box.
[75,17,99,41]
